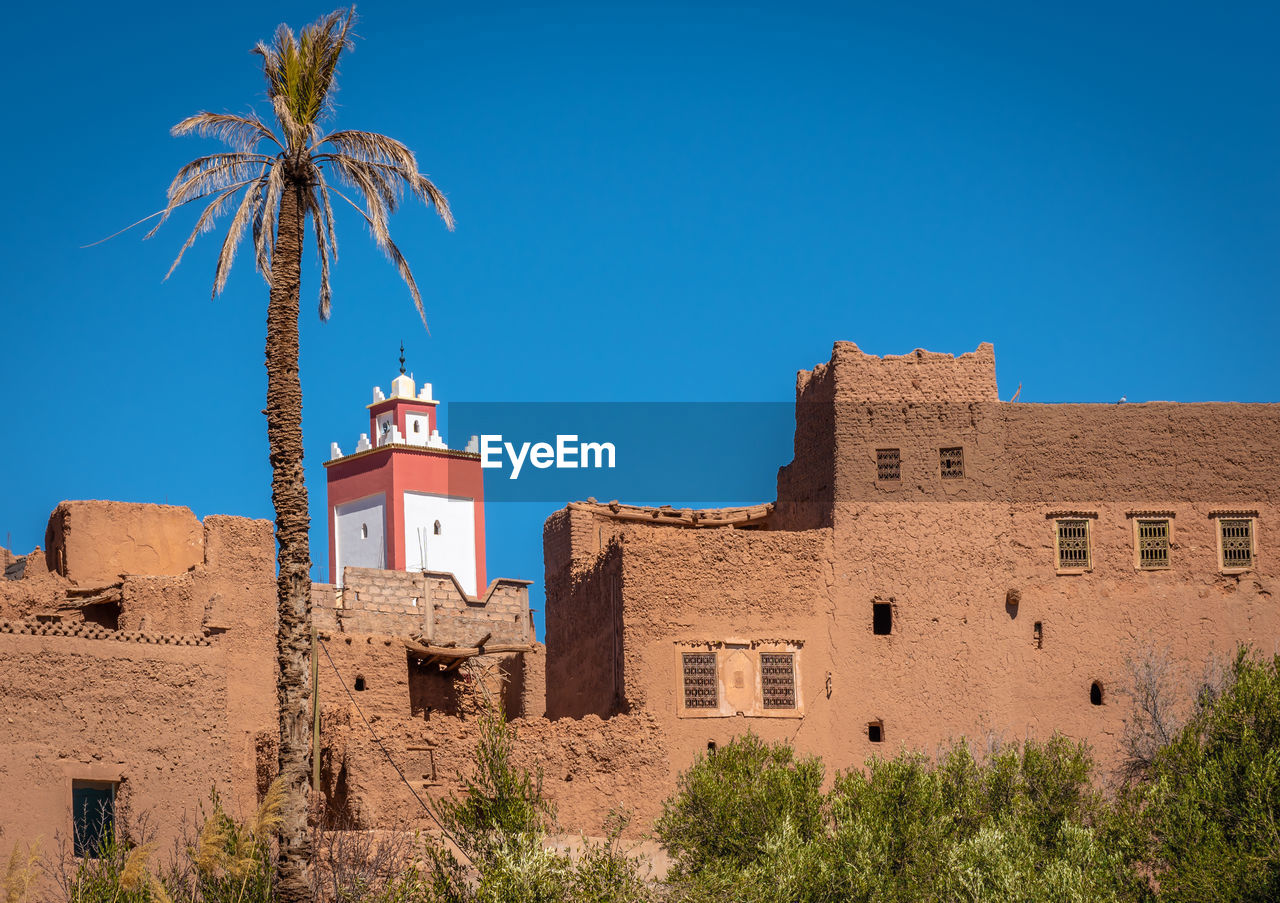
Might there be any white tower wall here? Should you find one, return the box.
[403,491,477,595]
[334,494,387,578]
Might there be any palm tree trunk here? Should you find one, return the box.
[266,181,313,903]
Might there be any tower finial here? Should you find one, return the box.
[399,342,406,375]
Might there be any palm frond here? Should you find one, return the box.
[319,151,454,229]
[314,169,339,260]
[166,153,272,201]
[254,164,284,275]
[316,130,417,172]
[213,171,267,297]
[149,157,266,238]
[329,185,428,328]
[255,8,355,151]
[326,154,398,221]
[306,188,334,319]
[171,112,281,152]
[164,183,253,280]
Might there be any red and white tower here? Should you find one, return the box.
[324,369,486,595]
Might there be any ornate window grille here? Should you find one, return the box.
[1219,519,1254,570]
[876,448,901,481]
[1056,519,1091,570]
[760,653,796,709]
[940,447,964,479]
[682,652,718,709]
[1137,519,1170,569]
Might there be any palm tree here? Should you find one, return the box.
[147,9,452,899]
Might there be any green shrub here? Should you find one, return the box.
[658,733,1136,903]
[1141,649,1280,902]
[655,733,824,878]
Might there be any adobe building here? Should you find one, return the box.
[543,340,1280,796]
[0,372,659,862]
[2,342,1276,858]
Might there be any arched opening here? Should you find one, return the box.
[413,420,421,433]
[706,740,717,754]
[360,523,368,539]
[1090,681,1103,706]
[354,675,366,692]
[433,520,442,536]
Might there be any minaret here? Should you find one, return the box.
[324,364,486,594]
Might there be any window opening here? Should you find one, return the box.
[1090,681,1104,706]
[868,721,884,743]
[876,448,901,481]
[682,652,718,709]
[360,523,368,539]
[873,602,892,635]
[1137,519,1171,569]
[940,447,964,479]
[433,520,442,536]
[1219,518,1254,570]
[72,781,116,858]
[1033,621,1043,649]
[354,675,366,692]
[1056,519,1091,570]
[760,652,796,709]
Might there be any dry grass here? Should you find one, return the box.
[2,839,41,903]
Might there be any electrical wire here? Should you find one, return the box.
[316,636,469,859]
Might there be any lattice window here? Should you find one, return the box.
[940,447,964,479]
[682,652,718,709]
[1137,519,1170,569]
[1219,519,1254,570]
[1056,519,1091,570]
[876,448,900,481]
[760,653,796,709]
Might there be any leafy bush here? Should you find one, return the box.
[655,732,824,878]
[659,733,1137,903]
[1140,649,1280,902]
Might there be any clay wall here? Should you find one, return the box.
[0,506,277,861]
[544,514,623,719]
[561,502,1277,790]
[777,343,1280,508]
[548,340,1280,819]
[45,501,204,586]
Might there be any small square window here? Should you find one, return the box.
[876,448,901,481]
[760,653,797,709]
[1136,519,1171,569]
[682,652,718,709]
[868,721,883,743]
[1219,519,1254,570]
[940,447,964,479]
[1056,519,1091,571]
[72,781,117,858]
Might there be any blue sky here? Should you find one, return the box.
[1,1,1277,636]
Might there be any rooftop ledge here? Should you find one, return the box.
[324,443,482,468]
